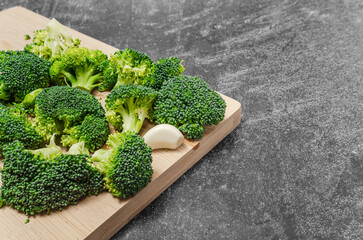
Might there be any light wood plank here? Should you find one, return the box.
[0,6,242,240]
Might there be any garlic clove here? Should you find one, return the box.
[143,124,184,150]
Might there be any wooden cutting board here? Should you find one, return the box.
[0,6,242,240]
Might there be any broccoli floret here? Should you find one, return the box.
[154,75,226,139]
[144,57,185,90]
[61,115,110,152]
[50,47,108,92]
[105,84,157,133]
[29,86,110,151]
[0,139,104,216]
[0,104,43,152]
[92,132,153,198]
[0,50,51,102]
[98,48,154,91]
[24,18,81,61]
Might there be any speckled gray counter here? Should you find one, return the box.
[2,0,363,239]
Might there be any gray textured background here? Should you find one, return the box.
[2,0,363,239]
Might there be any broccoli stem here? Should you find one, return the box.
[67,141,89,155]
[115,75,134,87]
[21,88,43,108]
[92,149,113,176]
[61,70,77,85]
[118,98,143,133]
[29,135,62,160]
[122,113,143,133]
[92,149,111,162]
[73,64,102,92]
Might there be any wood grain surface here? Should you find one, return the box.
[0,7,241,240]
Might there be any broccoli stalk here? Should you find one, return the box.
[46,18,79,56]
[62,63,103,91]
[105,84,157,133]
[29,134,61,159]
[21,88,43,109]
[67,141,90,155]
[106,100,147,133]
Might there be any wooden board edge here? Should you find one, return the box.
[86,103,242,240]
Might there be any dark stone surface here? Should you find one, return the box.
[2,0,363,239]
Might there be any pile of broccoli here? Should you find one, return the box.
[0,17,227,217]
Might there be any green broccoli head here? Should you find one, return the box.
[144,57,184,90]
[30,86,109,151]
[0,50,51,102]
[0,104,43,152]
[98,48,154,91]
[105,84,157,133]
[0,140,104,216]
[92,132,153,198]
[24,18,81,61]
[49,47,108,92]
[154,75,226,139]
[61,115,110,152]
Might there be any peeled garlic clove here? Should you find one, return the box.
[143,124,184,150]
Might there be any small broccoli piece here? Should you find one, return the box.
[0,50,51,102]
[24,18,81,61]
[154,75,226,139]
[98,48,154,91]
[50,47,108,92]
[29,86,109,151]
[144,57,185,90]
[61,115,110,152]
[92,132,153,198]
[105,84,157,133]
[0,104,43,152]
[0,140,104,216]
